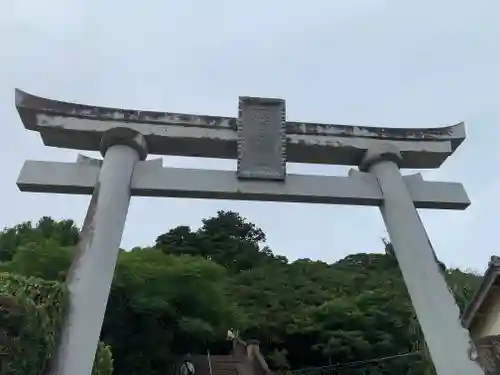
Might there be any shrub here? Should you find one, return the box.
[0,272,113,375]
[94,342,114,375]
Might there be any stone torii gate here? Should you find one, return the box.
[15,89,484,375]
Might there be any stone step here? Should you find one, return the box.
[190,356,239,375]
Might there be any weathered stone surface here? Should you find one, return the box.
[237,97,286,180]
[17,161,471,209]
[15,89,466,169]
[475,335,500,374]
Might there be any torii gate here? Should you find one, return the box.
[15,90,484,375]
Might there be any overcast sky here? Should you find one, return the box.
[1,0,499,272]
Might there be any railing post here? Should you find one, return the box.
[208,350,213,375]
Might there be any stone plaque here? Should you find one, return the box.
[237,97,286,180]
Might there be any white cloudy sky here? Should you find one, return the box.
[1,0,499,272]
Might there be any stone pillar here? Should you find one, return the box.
[50,128,147,375]
[360,145,484,375]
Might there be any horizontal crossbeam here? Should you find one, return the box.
[15,89,465,169]
[17,160,470,209]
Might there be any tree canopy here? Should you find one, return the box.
[0,211,482,375]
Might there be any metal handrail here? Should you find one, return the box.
[207,350,213,375]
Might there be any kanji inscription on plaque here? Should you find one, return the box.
[237,97,286,180]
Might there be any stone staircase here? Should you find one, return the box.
[188,339,271,375]
[191,355,239,375]
[210,356,240,375]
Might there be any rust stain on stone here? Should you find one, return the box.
[66,182,100,285]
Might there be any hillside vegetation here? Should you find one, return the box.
[0,212,481,375]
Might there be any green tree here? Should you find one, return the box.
[101,249,239,375]
[5,240,72,281]
[0,216,483,375]
[156,210,284,273]
[0,217,78,262]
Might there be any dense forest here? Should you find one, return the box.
[0,211,482,375]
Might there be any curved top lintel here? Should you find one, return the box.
[15,89,465,144]
[15,89,466,168]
